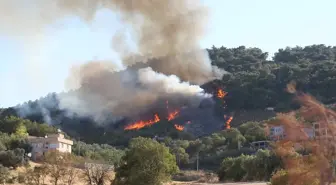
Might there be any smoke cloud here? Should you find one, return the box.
[1,0,226,122]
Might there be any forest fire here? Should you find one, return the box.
[225,116,233,129]
[124,114,160,130]
[125,88,227,131]
[124,106,182,131]
[217,88,231,129]
[174,124,184,131]
[167,110,179,121]
[217,89,227,99]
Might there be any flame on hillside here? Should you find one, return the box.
[225,116,233,129]
[217,89,227,99]
[217,88,231,129]
[125,88,229,132]
[174,124,184,131]
[124,114,160,130]
[124,102,182,131]
[167,110,179,121]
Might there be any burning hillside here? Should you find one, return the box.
[123,88,230,133]
[0,0,229,134]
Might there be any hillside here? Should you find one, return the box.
[1,44,336,146]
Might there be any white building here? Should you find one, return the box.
[269,125,286,140]
[269,125,315,141]
[28,131,73,161]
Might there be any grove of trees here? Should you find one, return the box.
[0,44,336,184]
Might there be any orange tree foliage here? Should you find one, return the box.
[269,83,336,185]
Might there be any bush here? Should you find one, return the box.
[173,170,218,183]
[173,171,204,182]
[0,148,27,168]
[0,164,10,184]
[217,150,281,182]
[6,176,17,184]
[270,169,288,185]
[197,172,218,183]
[18,172,26,183]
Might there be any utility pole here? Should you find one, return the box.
[78,137,81,156]
[196,152,199,171]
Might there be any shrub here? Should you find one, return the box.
[217,150,281,182]
[0,148,27,168]
[0,164,10,184]
[197,172,218,183]
[270,169,288,185]
[173,171,204,182]
[18,172,26,183]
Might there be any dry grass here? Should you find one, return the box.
[173,170,218,183]
[8,161,88,185]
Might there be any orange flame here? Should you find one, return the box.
[167,110,179,121]
[174,124,184,131]
[217,89,227,99]
[225,116,233,129]
[125,114,160,130]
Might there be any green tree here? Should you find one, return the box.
[14,123,28,137]
[113,137,178,185]
[170,147,189,166]
[218,150,281,182]
[221,129,246,150]
[239,122,267,142]
[0,148,26,168]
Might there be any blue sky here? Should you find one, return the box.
[0,0,335,108]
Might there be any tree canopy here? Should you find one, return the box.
[113,137,178,185]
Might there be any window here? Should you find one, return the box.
[49,144,58,148]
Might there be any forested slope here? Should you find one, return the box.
[2,44,336,146]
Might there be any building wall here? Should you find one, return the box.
[29,134,73,161]
[269,125,286,140]
[269,125,314,141]
[57,142,72,153]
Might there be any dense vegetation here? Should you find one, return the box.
[0,44,336,183]
[208,44,336,111]
[2,44,335,146]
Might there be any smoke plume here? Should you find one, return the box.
[0,0,226,122]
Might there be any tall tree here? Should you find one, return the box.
[113,137,178,185]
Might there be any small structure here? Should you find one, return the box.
[250,141,270,150]
[28,130,73,161]
[269,125,286,141]
[269,124,315,141]
[265,107,275,111]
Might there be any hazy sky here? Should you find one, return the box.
[0,0,335,107]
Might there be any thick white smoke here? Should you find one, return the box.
[0,0,226,123]
[138,67,211,98]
